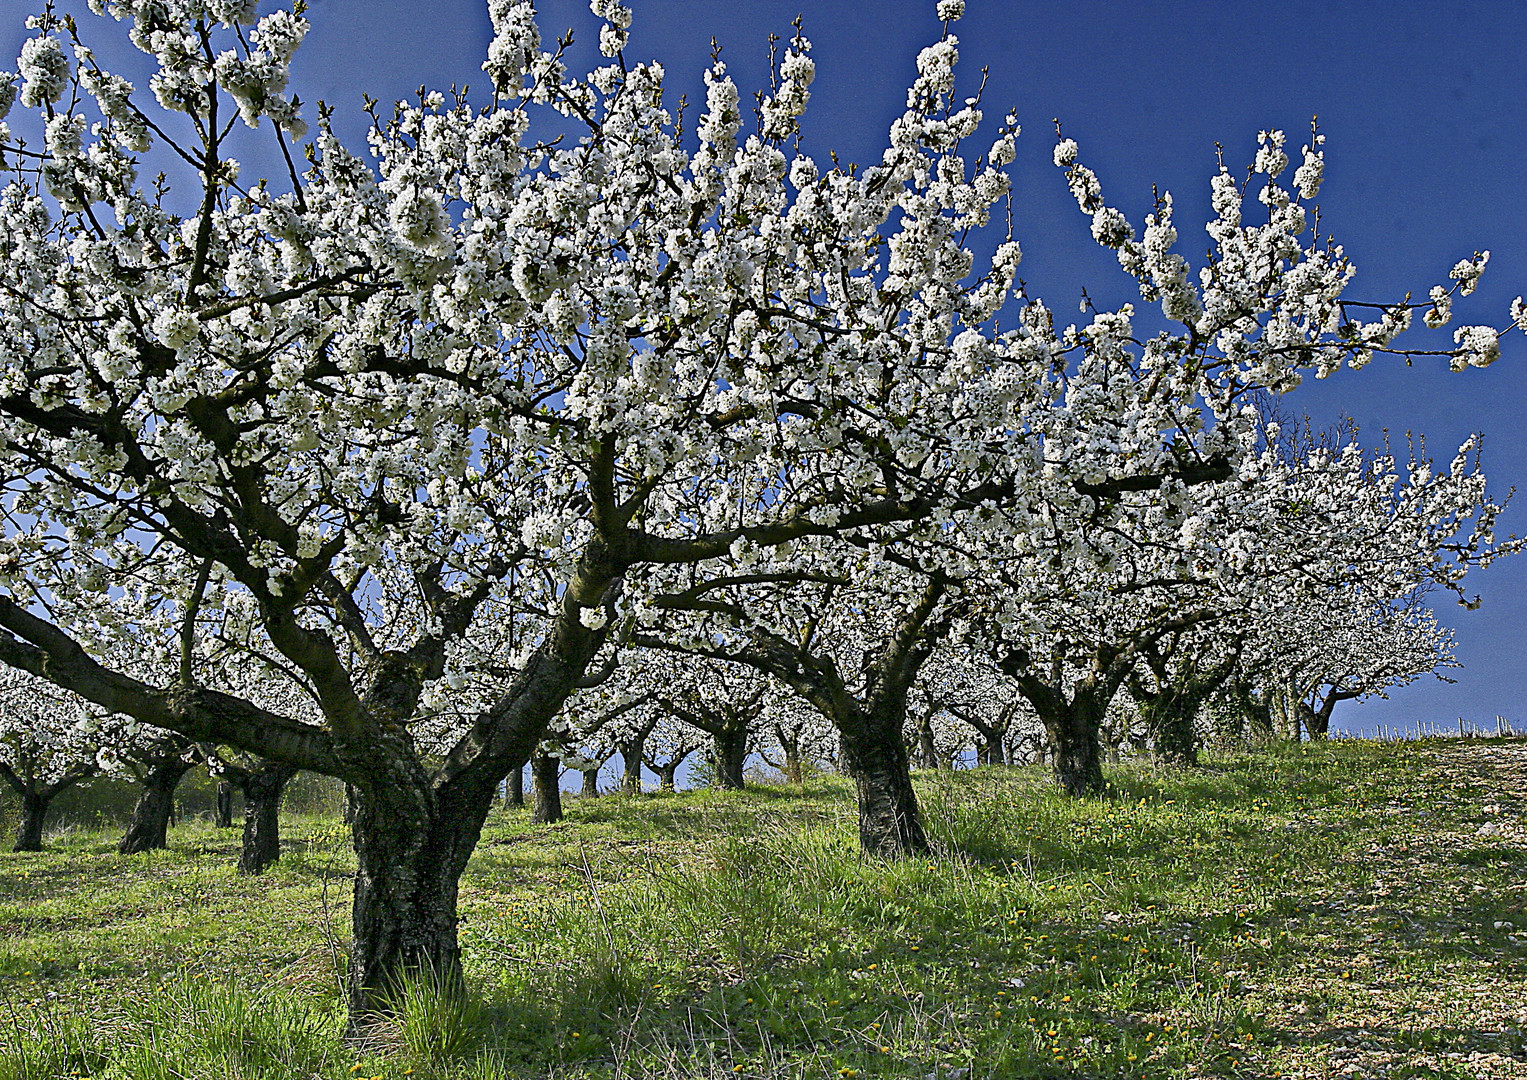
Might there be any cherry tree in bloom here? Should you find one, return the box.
[634,652,770,791]
[633,550,960,854]
[1122,626,1245,767]
[913,647,1040,768]
[755,688,836,784]
[199,652,323,873]
[0,669,106,850]
[0,0,1515,1019]
[1242,591,1458,741]
[959,425,1507,795]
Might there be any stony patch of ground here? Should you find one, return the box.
[1258,739,1527,1080]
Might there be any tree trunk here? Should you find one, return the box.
[712,725,748,790]
[917,717,939,770]
[1036,694,1107,797]
[343,783,359,824]
[656,762,679,792]
[346,777,497,1029]
[237,762,297,875]
[620,734,646,795]
[214,780,235,828]
[530,753,562,824]
[1306,697,1334,740]
[1154,701,1199,767]
[12,791,47,852]
[580,767,600,798]
[837,701,928,857]
[1139,692,1201,768]
[119,755,195,854]
[506,766,524,807]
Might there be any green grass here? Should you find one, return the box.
[2,738,1524,1078]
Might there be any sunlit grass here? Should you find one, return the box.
[1,737,1523,1078]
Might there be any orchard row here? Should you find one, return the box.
[0,0,1516,1026]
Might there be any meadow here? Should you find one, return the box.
[1,738,1523,1079]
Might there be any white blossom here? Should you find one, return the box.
[18,35,67,108]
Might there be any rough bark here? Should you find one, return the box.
[711,725,748,790]
[837,698,928,857]
[1306,696,1335,740]
[915,717,940,770]
[1132,686,1203,767]
[619,732,648,795]
[236,761,298,875]
[1146,696,1200,767]
[1026,690,1108,797]
[119,751,197,854]
[346,775,497,1025]
[1050,712,1105,796]
[13,791,47,852]
[655,762,679,792]
[530,753,562,824]
[506,766,524,807]
[580,767,600,798]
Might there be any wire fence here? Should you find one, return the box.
[1336,714,1518,742]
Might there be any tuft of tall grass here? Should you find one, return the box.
[1,979,343,1080]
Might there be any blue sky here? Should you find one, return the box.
[5,1,1526,736]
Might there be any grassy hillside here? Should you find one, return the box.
[1,739,1523,1079]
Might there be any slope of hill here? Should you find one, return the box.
[1,739,1523,1079]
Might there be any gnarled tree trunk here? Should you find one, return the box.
[837,698,928,857]
[2,761,96,853]
[119,749,197,854]
[236,761,298,875]
[619,731,648,795]
[346,775,498,1027]
[1147,696,1199,767]
[1027,690,1108,797]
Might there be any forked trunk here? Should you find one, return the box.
[530,753,562,824]
[1305,702,1331,740]
[237,762,297,875]
[13,791,46,852]
[837,702,927,857]
[712,726,747,790]
[655,761,679,792]
[119,756,195,854]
